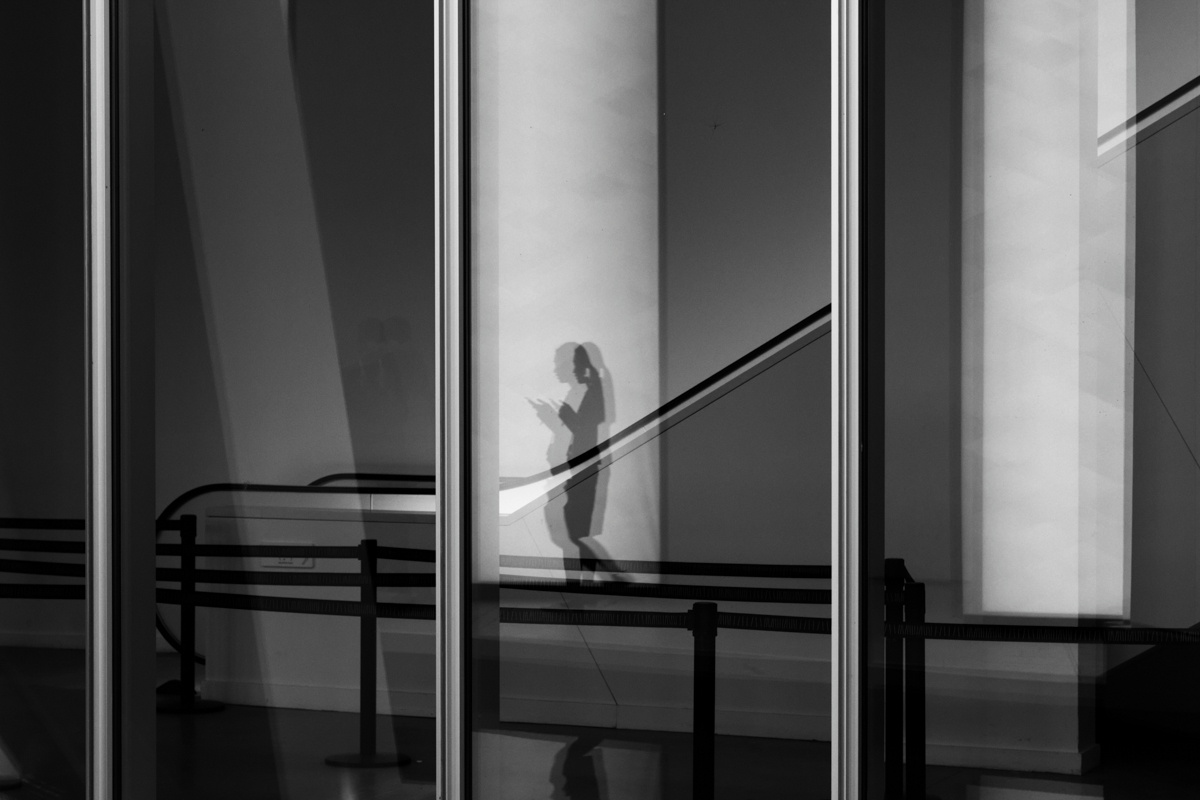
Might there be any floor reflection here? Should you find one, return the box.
[156,666,436,800]
[551,732,602,800]
[477,722,827,800]
[0,646,85,800]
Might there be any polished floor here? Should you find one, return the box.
[3,647,1200,799]
[158,707,830,800]
[156,701,437,800]
[924,722,1200,799]
[153,654,828,800]
[926,752,1200,800]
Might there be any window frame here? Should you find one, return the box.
[434,2,863,799]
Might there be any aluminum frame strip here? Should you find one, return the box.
[436,0,467,798]
[86,0,113,797]
[833,0,862,798]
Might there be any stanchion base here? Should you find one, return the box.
[324,752,411,768]
[156,697,225,714]
[0,776,22,790]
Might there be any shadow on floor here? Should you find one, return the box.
[157,702,436,800]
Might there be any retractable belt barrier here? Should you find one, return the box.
[0,523,87,612]
[0,504,832,796]
[149,515,830,791]
[13,517,1200,800]
[879,559,1200,800]
[500,554,830,579]
[501,577,830,605]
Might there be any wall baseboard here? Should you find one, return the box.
[926,742,1101,776]
[205,678,829,741]
[205,679,435,717]
[501,697,830,741]
[205,679,1100,774]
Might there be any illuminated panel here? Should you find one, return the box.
[472,1,661,570]
[962,0,1133,617]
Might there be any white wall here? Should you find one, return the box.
[472,0,663,575]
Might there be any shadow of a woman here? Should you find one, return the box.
[528,343,622,584]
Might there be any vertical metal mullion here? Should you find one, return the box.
[833,0,862,799]
[436,1,467,800]
[86,0,114,796]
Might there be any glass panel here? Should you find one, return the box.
[151,1,435,796]
[880,1,1200,797]
[0,2,87,797]
[467,2,832,797]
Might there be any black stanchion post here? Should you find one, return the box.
[690,601,718,800]
[326,539,409,768]
[361,538,376,757]
[904,581,925,800]
[884,558,906,798]
[181,513,196,711]
[159,515,223,713]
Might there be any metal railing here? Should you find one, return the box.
[14,514,1200,798]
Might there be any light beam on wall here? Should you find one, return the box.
[962,0,1135,618]
[472,0,661,572]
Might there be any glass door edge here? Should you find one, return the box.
[86,0,114,796]
[834,0,862,798]
[436,0,467,798]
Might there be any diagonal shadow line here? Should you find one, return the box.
[559,589,621,713]
[1097,287,1200,475]
[1132,350,1200,474]
[517,510,620,711]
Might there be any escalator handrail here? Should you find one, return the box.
[156,481,433,527]
[499,303,832,490]
[307,472,435,487]
[304,308,833,493]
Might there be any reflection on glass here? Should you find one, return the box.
[883,1,1200,797]
[470,1,832,797]
[152,0,436,796]
[0,1,87,796]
